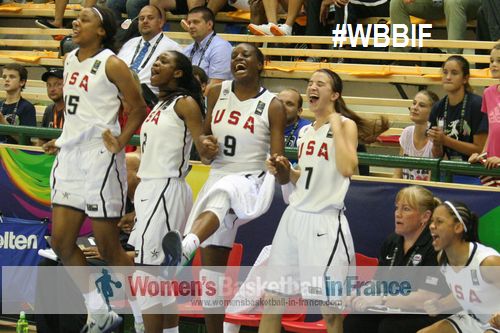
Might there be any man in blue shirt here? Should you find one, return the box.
[279,88,311,148]
[183,6,232,93]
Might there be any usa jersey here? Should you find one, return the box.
[441,242,500,323]
[210,80,275,173]
[138,96,193,179]
[56,49,121,147]
[289,120,350,213]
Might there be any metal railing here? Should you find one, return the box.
[1,125,500,182]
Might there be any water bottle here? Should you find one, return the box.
[16,311,29,333]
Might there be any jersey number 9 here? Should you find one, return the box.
[223,135,237,156]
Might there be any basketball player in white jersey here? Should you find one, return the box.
[42,6,146,333]
[127,51,209,333]
[258,69,389,333]
[418,201,500,333]
[161,42,287,333]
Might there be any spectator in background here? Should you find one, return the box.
[395,90,439,181]
[0,63,36,144]
[248,0,303,36]
[37,68,65,146]
[469,43,500,187]
[193,65,209,96]
[390,0,481,54]
[183,7,232,92]
[106,0,148,28]
[427,56,487,184]
[117,5,181,96]
[278,88,311,151]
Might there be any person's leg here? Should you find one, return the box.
[322,313,343,333]
[416,319,457,333]
[187,0,205,10]
[257,313,282,333]
[262,0,279,23]
[91,218,134,266]
[126,0,150,23]
[443,0,480,52]
[54,0,69,28]
[283,0,303,26]
[378,314,450,333]
[200,246,231,333]
[343,314,384,333]
[142,312,164,333]
[207,0,228,16]
[305,0,322,35]
[389,0,441,51]
[50,206,86,266]
[107,0,127,23]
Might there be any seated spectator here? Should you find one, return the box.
[390,0,481,54]
[37,68,65,146]
[344,185,450,333]
[106,0,148,27]
[0,64,36,144]
[469,43,500,187]
[183,7,232,90]
[395,90,439,181]
[427,56,487,184]
[277,88,311,149]
[117,5,182,96]
[248,0,303,36]
[193,65,209,96]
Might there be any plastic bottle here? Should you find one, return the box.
[16,311,29,333]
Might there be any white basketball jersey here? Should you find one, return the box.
[441,242,500,324]
[210,80,274,173]
[56,49,121,147]
[289,121,350,212]
[138,96,193,179]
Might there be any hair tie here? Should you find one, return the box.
[444,201,467,232]
[92,7,103,23]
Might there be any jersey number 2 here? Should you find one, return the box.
[223,135,236,156]
[65,95,80,115]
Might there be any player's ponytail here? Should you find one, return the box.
[441,201,479,242]
[315,69,389,144]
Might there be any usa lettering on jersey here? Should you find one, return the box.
[450,283,482,304]
[65,72,89,92]
[298,140,329,161]
[213,109,255,134]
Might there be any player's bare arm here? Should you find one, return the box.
[480,256,500,288]
[268,97,289,184]
[105,56,147,152]
[174,96,213,162]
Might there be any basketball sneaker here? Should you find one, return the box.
[80,310,122,333]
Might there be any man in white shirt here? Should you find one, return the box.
[117,5,182,96]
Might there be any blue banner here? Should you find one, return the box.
[1,217,48,312]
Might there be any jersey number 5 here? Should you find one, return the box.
[223,135,236,156]
[65,95,80,115]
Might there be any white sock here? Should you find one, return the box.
[83,288,107,313]
[224,322,241,333]
[182,233,200,264]
[163,327,179,333]
[128,299,143,324]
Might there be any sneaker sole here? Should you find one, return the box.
[270,25,288,36]
[248,25,269,36]
[35,19,59,29]
[161,230,182,266]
